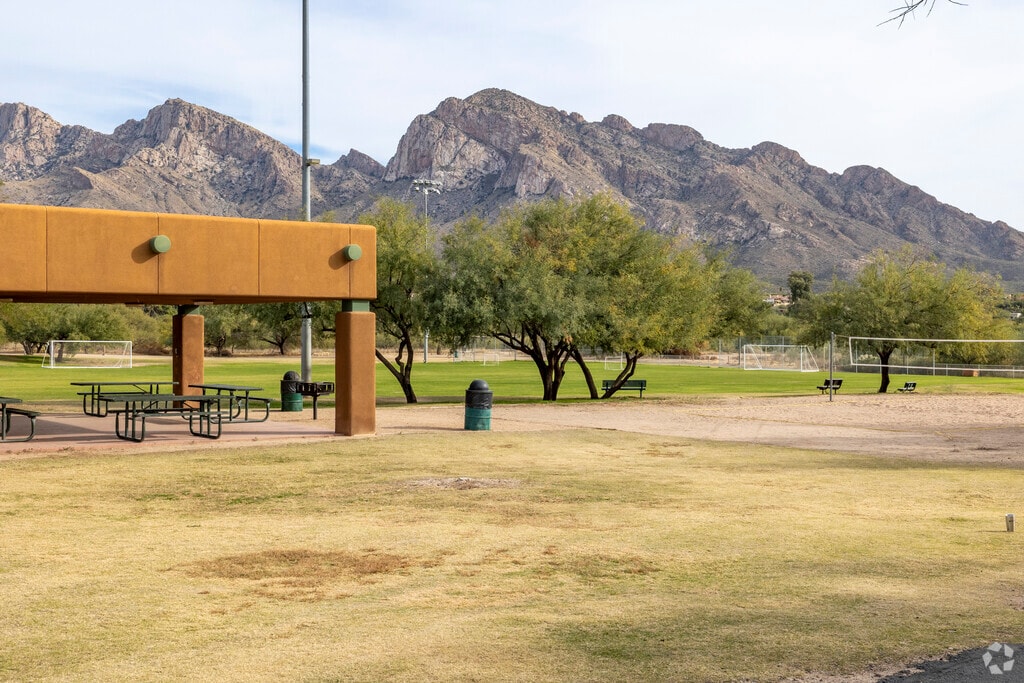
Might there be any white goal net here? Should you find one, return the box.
[847,336,1024,376]
[42,340,133,369]
[742,344,820,372]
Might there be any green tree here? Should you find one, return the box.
[787,271,814,304]
[427,214,503,355]
[203,305,257,356]
[0,303,131,355]
[0,304,56,353]
[709,260,773,341]
[249,303,302,355]
[573,231,718,399]
[798,248,1012,392]
[71,305,131,342]
[432,194,722,401]
[360,198,435,404]
[121,306,173,354]
[432,205,577,401]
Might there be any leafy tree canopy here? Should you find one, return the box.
[360,197,436,403]
[797,247,1011,392]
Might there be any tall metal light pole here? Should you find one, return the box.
[412,178,441,224]
[412,179,441,362]
[299,0,317,382]
[301,0,311,224]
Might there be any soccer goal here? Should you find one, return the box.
[742,344,820,372]
[603,354,624,371]
[42,340,133,369]
[847,336,1024,376]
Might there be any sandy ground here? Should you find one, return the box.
[382,392,1024,467]
[3,391,1023,464]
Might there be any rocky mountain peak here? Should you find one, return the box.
[601,114,634,133]
[113,99,297,176]
[333,149,385,177]
[0,103,66,180]
[2,89,1022,288]
[640,123,703,152]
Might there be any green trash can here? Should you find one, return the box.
[464,379,492,431]
[280,371,303,412]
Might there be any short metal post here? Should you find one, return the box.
[829,332,835,403]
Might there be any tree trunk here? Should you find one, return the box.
[492,329,572,401]
[262,337,288,355]
[528,346,571,401]
[571,348,599,399]
[601,354,642,398]
[535,352,560,401]
[376,332,418,403]
[877,349,893,393]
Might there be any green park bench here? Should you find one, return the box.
[601,379,647,397]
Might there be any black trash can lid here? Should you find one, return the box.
[468,379,490,391]
[283,370,300,380]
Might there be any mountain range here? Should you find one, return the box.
[2,88,1022,289]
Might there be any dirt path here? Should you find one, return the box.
[5,393,1022,468]
[380,393,1024,466]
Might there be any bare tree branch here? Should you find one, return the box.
[880,0,967,28]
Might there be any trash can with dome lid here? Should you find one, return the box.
[464,379,492,431]
[280,371,303,412]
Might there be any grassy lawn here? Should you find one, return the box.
[3,353,1023,406]
[1,431,1022,680]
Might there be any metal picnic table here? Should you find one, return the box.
[71,380,178,417]
[189,384,271,423]
[95,392,228,442]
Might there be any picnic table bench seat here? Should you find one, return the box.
[3,407,40,442]
[235,395,272,421]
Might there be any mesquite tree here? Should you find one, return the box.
[362,198,435,404]
[882,0,965,27]
[797,248,1011,392]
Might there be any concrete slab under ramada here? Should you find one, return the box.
[0,410,342,458]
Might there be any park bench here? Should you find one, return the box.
[816,378,843,394]
[897,381,917,393]
[601,379,647,397]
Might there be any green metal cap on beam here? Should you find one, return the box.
[342,300,370,312]
[341,244,362,261]
[149,235,172,254]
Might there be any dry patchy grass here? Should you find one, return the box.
[0,430,1022,681]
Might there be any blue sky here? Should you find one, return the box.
[4,1,1024,230]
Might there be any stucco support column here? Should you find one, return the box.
[335,302,376,436]
[173,305,205,396]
